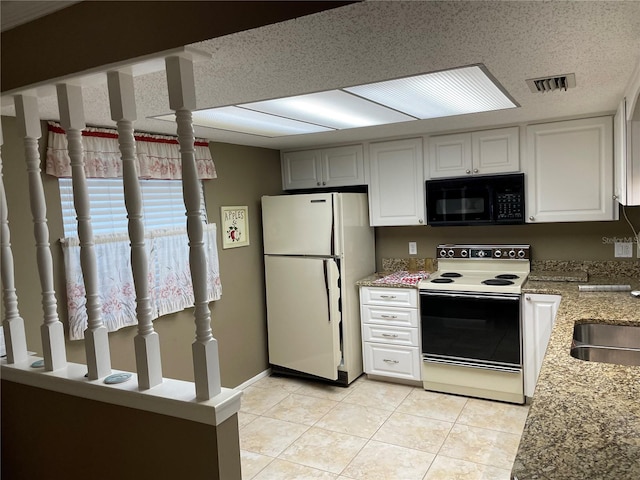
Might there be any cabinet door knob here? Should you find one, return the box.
[317,182,321,186]
[473,169,479,173]
[529,216,535,221]
[418,219,423,224]
[466,169,471,174]
[526,296,531,301]
[322,181,326,186]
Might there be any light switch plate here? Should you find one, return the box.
[409,241,417,255]
[614,241,633,258]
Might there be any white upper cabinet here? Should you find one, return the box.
[525,116,617,223]
[282,144,365,190]
[614,97,640,206]
[368,138,425,226]
[428,132,472,178]
[428,127,519,178]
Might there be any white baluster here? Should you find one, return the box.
[1,122,29,364]
[14,95,67,371]
[107,70,162,389]
[165,55,221,400]
[56,83,111,379]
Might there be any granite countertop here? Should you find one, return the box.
[512,277,640,479]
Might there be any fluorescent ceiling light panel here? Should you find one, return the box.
[243,90,414,129]
[156,108,333,137]
[152,65,516,138]
[345,65,517,119]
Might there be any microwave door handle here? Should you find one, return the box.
[486,185,495,221]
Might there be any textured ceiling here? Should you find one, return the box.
[2,0,640,150]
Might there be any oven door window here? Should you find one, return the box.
[427,185,491,224]
[421,293,521,367]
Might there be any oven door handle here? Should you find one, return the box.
[419,291,520,302]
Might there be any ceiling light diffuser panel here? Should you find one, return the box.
[152,64,516,137]
[243,90,415,129]
[345,65,517,119]
[158,107,334,137]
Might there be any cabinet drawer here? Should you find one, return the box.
[361,305,418,327]
[363,324,418,346]
[363,343,421,380]
[360,287,418,307]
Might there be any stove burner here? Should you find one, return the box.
[495,274,519,280]
[482,278,515,286]
[440,272,462,278]
[431,278,454,284]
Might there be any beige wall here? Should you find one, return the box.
[1,380,240,479]
[374,209,640,269]
[1,116,282,388]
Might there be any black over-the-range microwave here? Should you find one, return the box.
[425,173,525,226]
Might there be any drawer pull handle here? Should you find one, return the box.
[380,295,397,299]
[380,315,398,319]
[383,359,399,364]
[381,333,399,338]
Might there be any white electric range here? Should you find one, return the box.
[418,244,530,404]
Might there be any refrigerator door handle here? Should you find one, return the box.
[330,195,335,256]
[323,259,331,321]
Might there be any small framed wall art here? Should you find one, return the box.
[221,205,250,249]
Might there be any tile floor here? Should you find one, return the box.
[239,374,529,480]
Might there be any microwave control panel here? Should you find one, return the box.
[495,191,523,221]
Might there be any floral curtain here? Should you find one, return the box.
[45,121,216,180]
[62,224,222,340]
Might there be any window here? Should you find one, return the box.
[58,178,220,341]
[59,178,207,238]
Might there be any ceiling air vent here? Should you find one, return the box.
[526,73,576,93]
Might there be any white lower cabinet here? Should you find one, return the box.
[523,293,561,397]
[360,286,421,381]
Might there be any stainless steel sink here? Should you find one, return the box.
[573,323,640,349]
[570,323,640,366]
[570,345,640,366]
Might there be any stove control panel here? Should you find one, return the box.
[437,244,530,260]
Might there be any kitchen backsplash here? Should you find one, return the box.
[531,260,640,278]
[382,258,640,278]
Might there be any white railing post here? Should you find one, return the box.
[56,83,112,379]
[107,70,163,389]
[1,122,29,364]
[14,94,67,371]
[165,55,221,400]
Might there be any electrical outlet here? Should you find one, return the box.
[614,242,633,258]
[409,241,417,255]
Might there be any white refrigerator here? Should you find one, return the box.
[262,192,375,385]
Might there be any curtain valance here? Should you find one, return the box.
[45,121,217,180]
